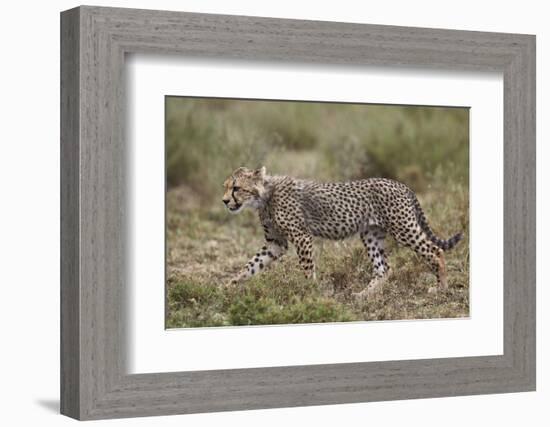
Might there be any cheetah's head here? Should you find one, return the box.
[222,166,267,214]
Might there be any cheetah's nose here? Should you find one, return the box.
[222,199,230,205]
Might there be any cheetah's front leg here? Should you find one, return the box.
[227,240,287,286]
[290,232,316,280]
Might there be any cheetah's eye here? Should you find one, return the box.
[233,186,241,191]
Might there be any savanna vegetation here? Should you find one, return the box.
[166,97,469,328]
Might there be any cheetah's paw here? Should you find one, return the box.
[353,277,385,300]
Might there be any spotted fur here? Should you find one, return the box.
[223,167,462,294]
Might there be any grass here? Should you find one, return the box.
[166,180,469,328]
[165,98,470,328]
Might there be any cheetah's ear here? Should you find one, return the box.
[254,166,266,180]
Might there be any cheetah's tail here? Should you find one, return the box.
[409,190,463,251]
[432,232,463,251]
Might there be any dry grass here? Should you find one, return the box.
[166,180,469,328]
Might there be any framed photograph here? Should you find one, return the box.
[60,6,535,420]
[164,97,470,329]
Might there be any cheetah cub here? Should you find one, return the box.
[222,166,462,297]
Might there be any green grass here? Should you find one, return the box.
[165,98,470,328]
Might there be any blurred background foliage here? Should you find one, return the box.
[166,97,468,199]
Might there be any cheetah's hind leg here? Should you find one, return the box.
[427,249,448,294]
[353,226,390,299]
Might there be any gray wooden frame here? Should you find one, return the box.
[60,5,536,421]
